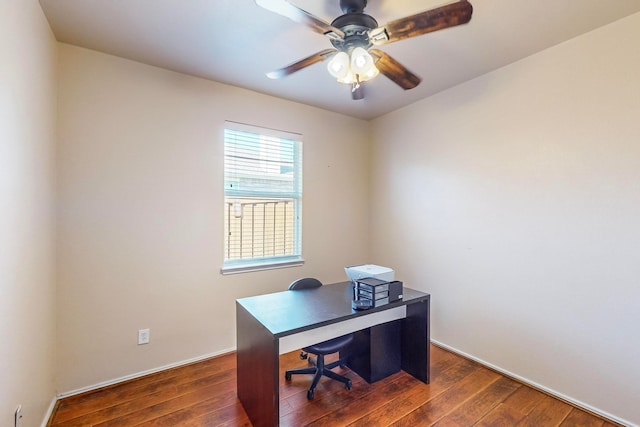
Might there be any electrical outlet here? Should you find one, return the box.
[15,405,23,427]
[138,328,150,345]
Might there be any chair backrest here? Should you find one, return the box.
[288,278,322,291]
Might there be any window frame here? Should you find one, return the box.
[221,121,304,274]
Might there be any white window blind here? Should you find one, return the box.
[222,122,303,274]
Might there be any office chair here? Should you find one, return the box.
[284,278,354,400]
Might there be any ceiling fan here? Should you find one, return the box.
[255,0,473,100]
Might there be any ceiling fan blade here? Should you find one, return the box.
[266,49,337,79]
[370,49,421,90]
[255,0,345,40]
[370,0,472,45]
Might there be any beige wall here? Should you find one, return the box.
[0,1,58,427]
[56,44,371,393]
[370,13,640,426]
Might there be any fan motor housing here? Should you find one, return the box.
[330,12,378,50]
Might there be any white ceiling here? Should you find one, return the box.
[39,0,640,120]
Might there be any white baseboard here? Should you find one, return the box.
[56,346,236,399]
[431,340,635,427]
[41,395,58,427]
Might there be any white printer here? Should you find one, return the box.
[344,264,395,283]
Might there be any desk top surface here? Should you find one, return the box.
[236,281,429,338]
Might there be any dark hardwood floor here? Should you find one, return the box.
[48,344,620,426]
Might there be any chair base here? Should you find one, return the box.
[285,354,352,400]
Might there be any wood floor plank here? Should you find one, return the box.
[56,377,236,426]
[346,357,481,427]
[47,344,622,427]
[303,372,424,426]
[475,402,528,426]
[500,383,546,415]
[430,345,465,378]
[177,401,252,427]
[53,353,236,423]
[390,365,501,426]
[281,369,406,426]
[515,394,573,427]
[432,376,521,426]
[560,408,605,427]
[92,382,237,426]
[133,390,241,426]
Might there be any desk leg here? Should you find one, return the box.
[401,297,430,383]
[236,302,279,427]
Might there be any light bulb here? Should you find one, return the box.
[350,47,375,76]
[360,66,379,82]
[337,69,356,84]
[327,52,350,80]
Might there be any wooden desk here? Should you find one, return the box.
[236,281,430,427]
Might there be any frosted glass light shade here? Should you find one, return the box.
[350,47,375,75]
[327,52,350,80]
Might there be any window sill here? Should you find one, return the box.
[221,259,305,275]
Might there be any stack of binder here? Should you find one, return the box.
[354,278,403,307]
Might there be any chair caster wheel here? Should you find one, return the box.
[307,389,314,400]
[285,372,291,380]
[346,380,352,390]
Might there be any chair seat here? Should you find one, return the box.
[303,334,354,355]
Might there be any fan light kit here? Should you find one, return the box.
[327,48,379,89]
[256,0,473,100]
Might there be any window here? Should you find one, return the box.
[222,121,303,274]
